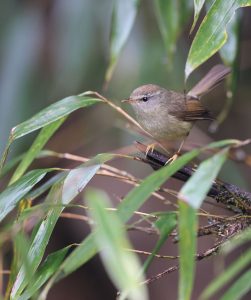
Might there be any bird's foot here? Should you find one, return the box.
[165,152,180,165]
[145,143,156,157]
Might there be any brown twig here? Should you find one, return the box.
[142,241,223,285]
[135,141,251,216]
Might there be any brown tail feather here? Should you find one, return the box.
[187,64,231,98]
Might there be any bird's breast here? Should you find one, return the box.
[136,111,192,141]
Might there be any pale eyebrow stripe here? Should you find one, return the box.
[134,90,161,100]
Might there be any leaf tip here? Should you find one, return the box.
[185,62,193,82]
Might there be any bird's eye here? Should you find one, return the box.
[142,96,148,102]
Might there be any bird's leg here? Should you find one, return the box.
[165,138,186,165]
[145,143,157,157]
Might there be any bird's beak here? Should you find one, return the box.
[121,98,137,104]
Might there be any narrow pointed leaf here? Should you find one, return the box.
[191,0,206,33]
[0,169,53,222]
[10,117,66,184]
[179,148,229,209]
[185,0,251,79]
[0,95,101,171]
[154,0,193,65]
[178,201,197,300]
[117,149,200,223]
[87,188,148,300]
[11,96,101,139]
[57,233,97,278]
[105,0,140,84]
[10,153,115,298]
[219,14,240,66]
[10,183,64,299]
[220,269,251,300]
[19,247,70,300]
[201,248,251,299]
[214,13,241,127]
[0,154,24,179]
[143,212,177,271]
[178,148,229,300]
[62,153,115,204]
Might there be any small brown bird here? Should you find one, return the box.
[123,64,230,160]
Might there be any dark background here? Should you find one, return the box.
[0,1,251,299]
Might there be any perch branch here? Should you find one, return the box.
[135,141,251,216]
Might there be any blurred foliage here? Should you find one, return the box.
[0,1,251,300]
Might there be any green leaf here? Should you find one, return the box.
[19,247,70,300]
[219,14,240,66]
[154,0,193,65]
[179,148,229,209]
[213,13,241,127]
[10,183,64,299]
[10,118,66,184]
[11,96,101,139]
[185,0,251,79]
[178,201,197,300]
[201,248,251,300]
[44,149,200,289]
[191,0,206,33]
[0,150,62,179]
[10,153,115,298]
[220,269,251,300]
[0,95,101,171]
[117,148,201,223]
[143,212,177,271]
[105,0,140,84]
[57,233,97,278]
[62,153,115,204]
[86,188,148,300]
[26,172,66,201]
[0,153,24,179]
[178,148,229,300]
[0,169,52,222]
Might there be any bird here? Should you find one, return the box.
[122,64,231,162]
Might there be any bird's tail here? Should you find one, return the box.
[188,64,231,98]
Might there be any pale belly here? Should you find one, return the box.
[138,114,193,141]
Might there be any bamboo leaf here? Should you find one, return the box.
[19,247,70,300]
[0,95,101,171]
[10,118,66,184]
[10,153,114,299]
[143,212,177,271]
[201,249,251,299]
[11,96,101,139]
[105,0,140,84]
[0,169,53,222]
[185,0,251,79]
[154,0,193,66]
[179,148,228,209]
[178,148,229,300]
[87,188,148,300]
[220,269,251,300]
[178,201,197,300]
[10,183,64,299]
[191,0,206,33]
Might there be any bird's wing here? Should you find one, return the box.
[169,97,214,121]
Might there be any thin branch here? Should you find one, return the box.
[125,248,178,259]
[142,241,223,285]
[135,141,251,215]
